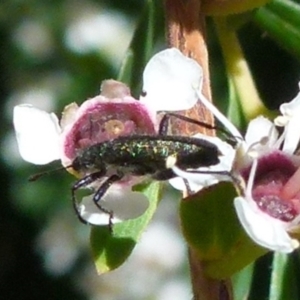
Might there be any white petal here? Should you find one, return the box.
[282,116,300,154]
[13,104,61,164]
[279,89,300,154]
[245,117,278,150]
[169,135,235,192]
[234,197,299,253]
[78,185,149,225]
[140,48,202,111]
[279,88,300,117]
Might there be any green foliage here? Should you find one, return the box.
[232,263,254,300]
[269,252,300,300]
[202,0,272,16]
[90,181,162,273]
[254,0,300,61]
[180,182,267,279]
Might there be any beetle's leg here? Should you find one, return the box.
[158,112,217,135]
[183,179,193,196]
[158,113,236,143]
[183,169,231,177]
[93,173,123,231]
[158,113,172,135]
[72,170,105,224]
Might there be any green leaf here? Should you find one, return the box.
[232,263,254,300]
[180,182,267,278]
[202,0,271,16]
[269,252,300,300]
[90,181,162,274]
[268,0,300,29]
[213,17,270,122]
[254,0,300,61]
[117,0,164,96]
[226,77,246,129]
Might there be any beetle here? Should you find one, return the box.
[69,112,230,226]
[30,112,232,227]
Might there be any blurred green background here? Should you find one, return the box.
[1,1,300,299]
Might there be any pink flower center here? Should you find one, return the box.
[243,151,300,222]
[64,100,157,160]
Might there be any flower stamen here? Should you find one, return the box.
[195,89,242,140]
[246,158,258,198]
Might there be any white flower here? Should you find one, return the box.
[234,114,300,252]
[13,48,204,225]
[140,48,202,112]
[234,196,298,253]
[14,104,61,164]
[170,86,300,253]
[79,185,149,225]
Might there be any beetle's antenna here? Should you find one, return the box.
[28,165,73,182]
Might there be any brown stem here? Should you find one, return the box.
[189,248,233,300]
[164,0,213,136]
[164,1,233,299]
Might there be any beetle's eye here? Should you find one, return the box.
[140,90,147,97]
